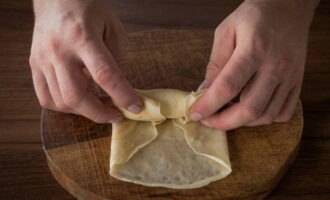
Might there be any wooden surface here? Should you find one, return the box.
[42,30,303,200]
[0,0,329,199]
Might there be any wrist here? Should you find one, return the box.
[32,0,46,16]
[308,0,320,10]
[245,0,319,27]
[295,0,319,26]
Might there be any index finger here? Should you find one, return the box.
[201,71,279,130]
[190,50,258,120]
[78,40,143,114]
[52,56,123,123]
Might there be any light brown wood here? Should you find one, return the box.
[42,30,303,200]
[1,0,330,199]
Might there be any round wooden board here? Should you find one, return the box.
[41,30,303,200]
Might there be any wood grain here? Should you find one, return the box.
[0,0,330,199]
[42,30,303,200]
[2,139,330,200]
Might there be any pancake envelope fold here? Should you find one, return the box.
[110,89,231,189]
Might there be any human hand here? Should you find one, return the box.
[29,0,143,123]
[190,0,319,130]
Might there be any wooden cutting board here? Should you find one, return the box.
[41,30,303,200]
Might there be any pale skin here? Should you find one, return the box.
[30,0,319,129]
[30,0,146,123]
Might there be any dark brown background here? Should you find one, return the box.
[0,0,329,199]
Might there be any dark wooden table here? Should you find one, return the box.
[0,0,329,199]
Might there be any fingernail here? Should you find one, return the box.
[127,103,143,114]
[190,112,203,121]
[201,120,213,128]
[109,115,123,123]
[197,79,211,91]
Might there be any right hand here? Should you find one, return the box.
[29,0,143,123]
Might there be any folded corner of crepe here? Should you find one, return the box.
[181,89,205,123]
[174,119,232,177]
[110,120,159,167]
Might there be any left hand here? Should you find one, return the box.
[189,0,318,130]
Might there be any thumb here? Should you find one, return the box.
[198,25,235,91]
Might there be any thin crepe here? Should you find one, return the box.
[110,89,231,189]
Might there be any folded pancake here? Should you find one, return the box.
[110,89,231,189]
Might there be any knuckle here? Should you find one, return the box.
[54,101,67,111]
[214,24,232,41]
[52,51,65,64]
[38,48,48,64]
[62,89,81,108]
[234,54,256,67]
[57,14,91,47]
[214,22,229,37]
[29,56,36,68]
[251,36,269,53]
[234,60,255,78]
[215,77,239,98]
[265,72,280,84]
[272,56,295,75]
[108,73,125,92]
[32,47,48,65]
[243,104,262,121]
[59,12,87,42]
[48,38,61,56]
[37,91,52,109]
[93,66,113,84]
[94,67,124,91]
[66,23,90,46]
[206,61,220,74]
[214,25,222,37]
[39,99,51,109]
[46,37,67,64]
[69,24,84,40]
